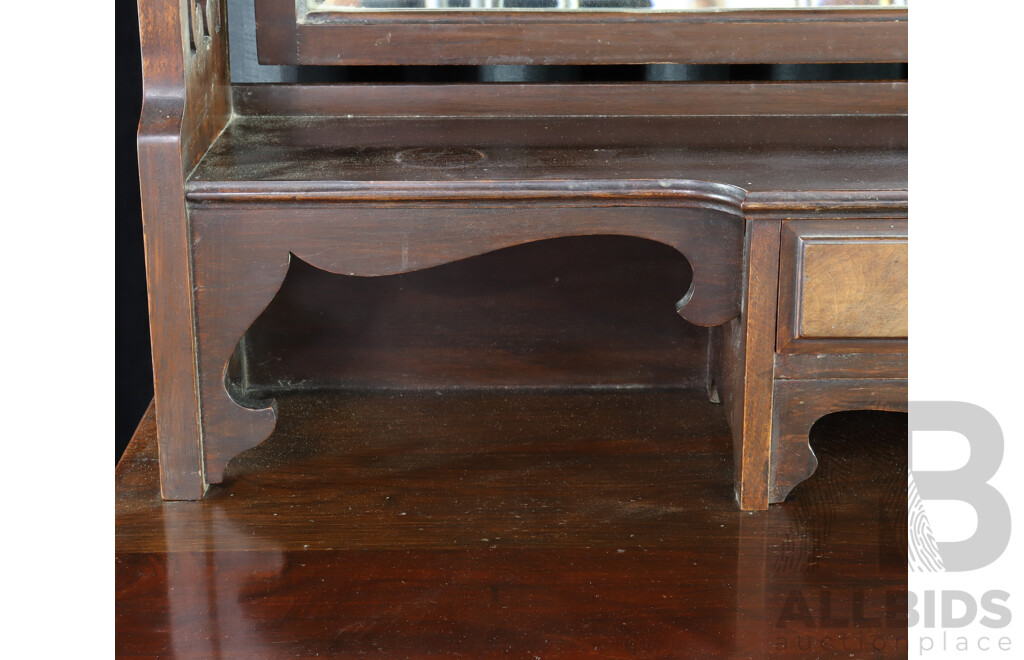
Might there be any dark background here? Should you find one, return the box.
[117,2,148,460]
[116,2,906,460]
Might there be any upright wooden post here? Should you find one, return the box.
[137,0,231,498]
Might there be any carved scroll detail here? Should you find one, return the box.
[769,379,908,503]
[192,242,292,485]
[188,0,221,53]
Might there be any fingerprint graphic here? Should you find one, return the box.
[908,472,945,572]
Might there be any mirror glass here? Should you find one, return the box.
[308,0,906,13]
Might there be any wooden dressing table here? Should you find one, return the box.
[137,0,907,509]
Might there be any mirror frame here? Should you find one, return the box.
[254,0,907,66]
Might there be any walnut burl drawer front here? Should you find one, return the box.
[778,219,907,354]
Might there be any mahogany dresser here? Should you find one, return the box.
[137,0,907,509]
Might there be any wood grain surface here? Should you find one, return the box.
[137,0,231,499]
[185,115,907,202]
[708,219,782,510]
[252,2,907,66]
[777,219,908,354]
[799,243,907,338]
[232,81,908,118]
[769,378,907,504]
[117,391,908,658]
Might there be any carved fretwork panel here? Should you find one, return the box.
[188,0,223,53]
[181,0,231,171]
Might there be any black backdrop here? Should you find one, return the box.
[116,2,149,460]
[115,2,906,460]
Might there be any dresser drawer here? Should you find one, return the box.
[777,219,907,354]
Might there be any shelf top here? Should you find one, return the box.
[186,112,906,208]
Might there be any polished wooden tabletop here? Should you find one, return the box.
[116,390,906,658]
[187,115,907,199]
